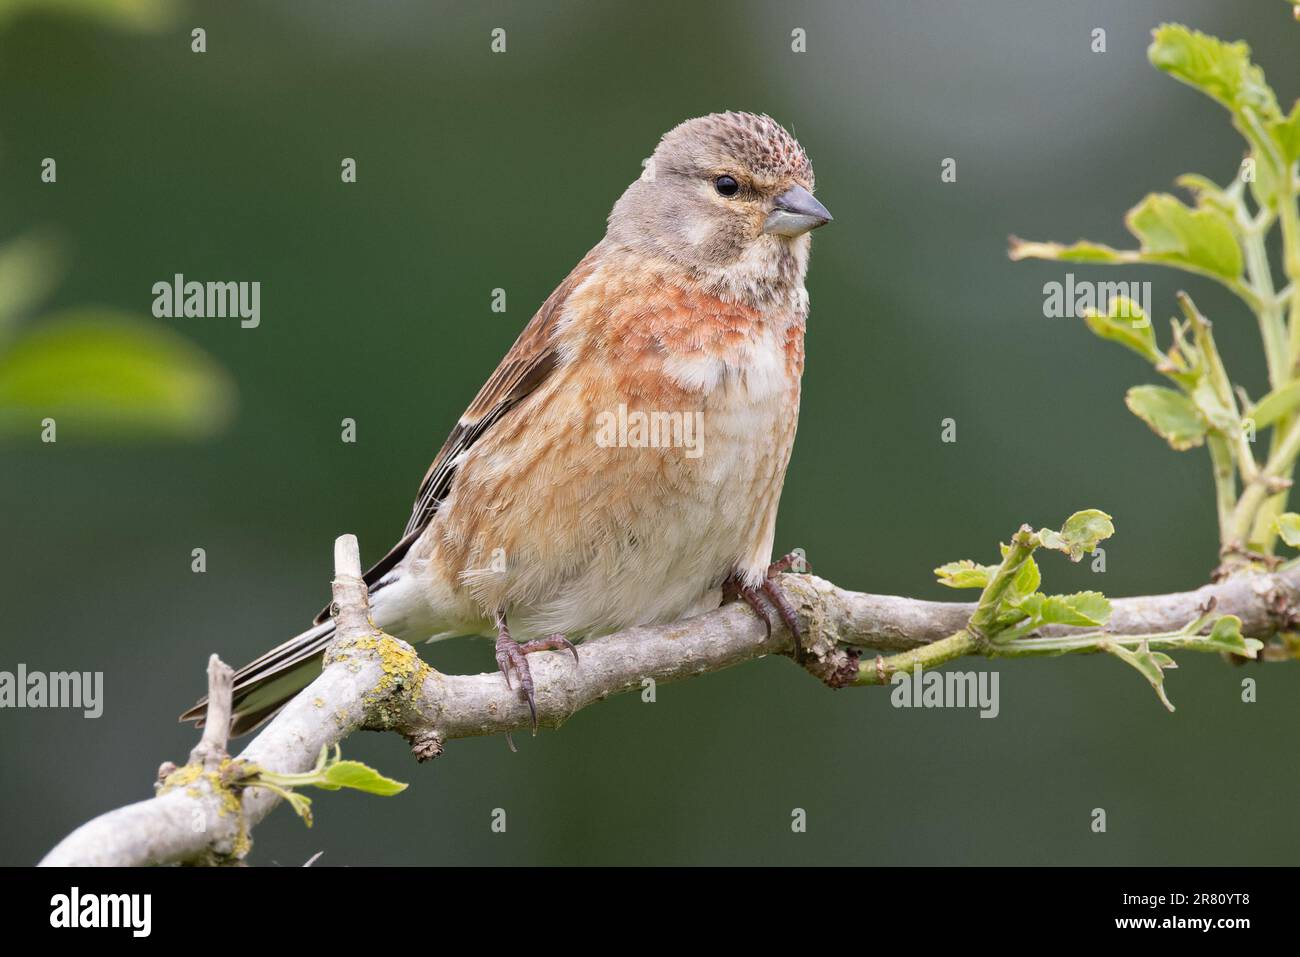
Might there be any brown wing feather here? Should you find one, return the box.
[312,248,599,624]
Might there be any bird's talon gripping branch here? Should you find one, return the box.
[722,555,807,661]
[494,618,578,733]
[762,578,804,660]
[722,575,767,624]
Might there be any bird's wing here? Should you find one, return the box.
[313,248,599,624]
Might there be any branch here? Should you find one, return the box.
[40,535,1300,866]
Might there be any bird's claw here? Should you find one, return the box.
[494,629,578,734]
[721,555,807,662]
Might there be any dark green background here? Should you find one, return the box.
[2,0,1297,865]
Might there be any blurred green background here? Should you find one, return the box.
[2,0,1298,865]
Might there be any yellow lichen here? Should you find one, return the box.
[157,759,253,862]
[347,634,433,728]
[160,763,204,791]
[326,629,434,725]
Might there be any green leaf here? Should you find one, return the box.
[1051,591,1112,626]
[1102,639,1177,712]
[1124,193,1242,279]
[1010,192,1244,280]
[1082,296,1160,363]
[1190,379,1237,432]
[1148,25,1293,195]
[1006,554,1041,604]
[1015,591,1112,627]
[0,309,236,440]
[1174,173,1236,216]
[934,560,996,589]
[1036,509,1116,561]
[313,760,408,796]
[1125,384,1207,450]
[1148,24,1281,122]
[1275,513,1300,547]
[1199,615,1261,658]
[241,746,408,829]
[1008,238,1130,265]
[1245,380,1300,430]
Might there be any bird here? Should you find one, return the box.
[182,111,832,736]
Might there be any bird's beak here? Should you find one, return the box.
[762,185,833,237]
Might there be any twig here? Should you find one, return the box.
[188,655,233,770]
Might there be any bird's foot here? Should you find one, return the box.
[494,624,578,733]
[722,554,808,662]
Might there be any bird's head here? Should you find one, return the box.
[608,112,831,300]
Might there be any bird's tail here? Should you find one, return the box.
[179,620,336,737]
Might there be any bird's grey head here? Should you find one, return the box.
[607,112,831,299]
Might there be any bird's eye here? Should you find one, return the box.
[714,175,739,197]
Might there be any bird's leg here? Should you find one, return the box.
[493,611,578,733]
[721,553,809,661]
